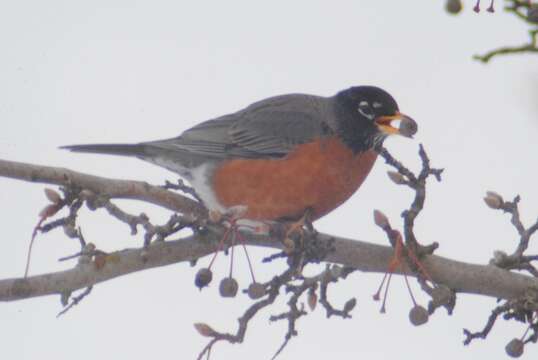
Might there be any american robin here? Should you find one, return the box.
[62,86,417,230]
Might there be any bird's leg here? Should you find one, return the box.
[206,220,233,270]
[282,208,315,255]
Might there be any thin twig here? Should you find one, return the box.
[57,286,93,317]
[474,1,538,63]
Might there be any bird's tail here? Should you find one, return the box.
[60,143,147,157]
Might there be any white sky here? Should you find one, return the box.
[1,1,538,359]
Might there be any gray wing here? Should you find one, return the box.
[62,94,336,172]
[146,94,334,161]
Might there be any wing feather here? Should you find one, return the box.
[144,94,333,162]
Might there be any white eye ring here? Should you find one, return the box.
[358,101,374,120]
[373,102,382,109]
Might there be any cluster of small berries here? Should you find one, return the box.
[195,267,265,299]
[445,0,538,23]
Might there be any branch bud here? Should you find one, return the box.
[484,191,503,209]
[194,323,217,337]
[387,171,406,185]
[373,210,390,229]
[343,297,357,313]
[307,290,318,311]
[44,188,62,204]
[39,204,57,218]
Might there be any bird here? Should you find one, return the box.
[62,86,417,232]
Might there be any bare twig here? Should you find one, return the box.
[486,193,538,275]
[374,145,456,316]
[464,287,538,345]
[465,191,538,348]
[196,268,294,360]
[196,239,354,360]
[162,179,202,203]
[474,1,538,63]
[25,186,82,277]
[376,144,442,268]
[474,40,538,63]
[463,302,512,345]
[57,286,93,317]
[0,158,207,218]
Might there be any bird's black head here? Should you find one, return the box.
[333,86,417,153]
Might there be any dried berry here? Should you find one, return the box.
[219,277,238,297]
[409,305,429,326]
[445,0,463,14]
[194,268,213,290]
[247,282,265,299]
[398,116,418,138]
[505,338,524,358]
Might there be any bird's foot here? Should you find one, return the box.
[210,207,271,234]
[266,209,325,275]
[280,209,315,254]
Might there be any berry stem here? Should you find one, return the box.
[474,0,481,12]
[486,0,495,12]
[380,273,393,313]
[403,271,417,306]
[229,232,236,278]
[235,230,257,283]
[208,225,232,269]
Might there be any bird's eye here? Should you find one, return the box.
[358,101,375,120]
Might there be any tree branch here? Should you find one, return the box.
[0,158,207,219]
[473,1,538,63]
[1,157,537,304]
[1,226,537,302]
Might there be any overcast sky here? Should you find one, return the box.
[1,1,538,359]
